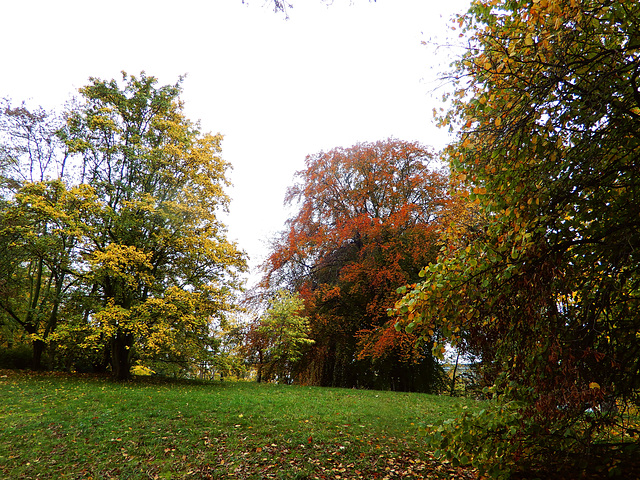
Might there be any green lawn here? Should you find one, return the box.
[0,370,482,479]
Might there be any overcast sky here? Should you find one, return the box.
[1,0,469,286]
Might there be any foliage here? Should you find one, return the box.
[0,344,33,369]
[0,73,247,379]
[245,290,314,383]
[426,397,640,480]
[0,98,70,191]
[171,314,252,381]
[0,180,90,369]
[0,100,74,369]
[262,138,449,391]
[208,317,252,380]
[394,0,640,475]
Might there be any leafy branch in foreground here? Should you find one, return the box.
[395,0,640,477]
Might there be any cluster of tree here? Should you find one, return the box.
[253,139,451,392]
[0,72,246,380]
[4,2,638,474]
[392,0,640,476]
[0,76,453,393]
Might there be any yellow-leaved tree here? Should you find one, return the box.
[56,72,247,379]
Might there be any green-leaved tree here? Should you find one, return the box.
[245,290,313,383]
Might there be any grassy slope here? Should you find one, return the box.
[0,371,482,479]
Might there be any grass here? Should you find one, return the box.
[0,370,483,479]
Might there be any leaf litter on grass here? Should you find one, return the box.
[0,371,480,479]
[184,442,476,480]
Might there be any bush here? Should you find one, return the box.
[0,344,33,369]
[425,391,640,479]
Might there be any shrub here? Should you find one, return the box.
[0,344,33,369]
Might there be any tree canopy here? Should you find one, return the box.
[244,289,313,383]
[262,138,449,391]
[0,73,247,379]
[394,0,640,476]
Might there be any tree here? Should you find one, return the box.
[0,181,100,370]
[262,138,449,391]
[0,101,77,369]
[57,72,247,379]
[245,290,313,383]
[0,99,70,192]
[208,316,251,380]
[395,0,640,476]
[0,75,246,378]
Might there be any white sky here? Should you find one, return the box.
[0,0,469,286]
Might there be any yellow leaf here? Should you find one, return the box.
[589,382,600,390]
[495,116,502,127]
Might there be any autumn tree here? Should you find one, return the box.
[262,138,449,391]
[394,0,640,476]
[55,72,247,379]
[0,101,78,369]
[0,76,246,379]
[208,316,251,380]
[1,182,102,370]
[0,99,70,191]
[244,290,313,383]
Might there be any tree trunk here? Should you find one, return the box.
[256,348,264,383]
[32,338,45,371]
[111,330,133,380]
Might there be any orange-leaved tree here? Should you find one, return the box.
[262,138,450,391]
